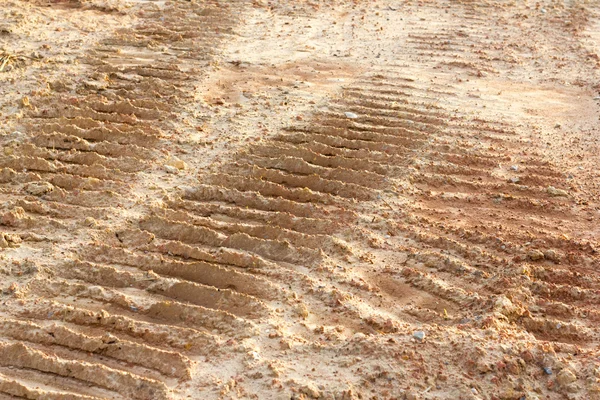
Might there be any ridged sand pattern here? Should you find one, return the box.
[1,0,599,398]
[0,1,247,398]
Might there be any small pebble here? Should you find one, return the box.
[547,186,568,197]
[164,165,179,174]
[543,367,553,375]
[405,391,420,400]
[528,249,544,261]
[344,112,358,119]
[556,368,577,385]
[413,331,425,341]
[543,249,560,262]
[165,156,187,170]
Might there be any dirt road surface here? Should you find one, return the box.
[1,0,599,399]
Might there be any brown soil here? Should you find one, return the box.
[1,0,599,399]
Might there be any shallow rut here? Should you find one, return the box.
[0,1,247,398]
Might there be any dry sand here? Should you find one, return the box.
[1,0,600,399]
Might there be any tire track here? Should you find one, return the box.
[123,72,471,341]
[0,1,247,398]
[101,1,598,396]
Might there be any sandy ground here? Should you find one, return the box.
[1,0,600,399]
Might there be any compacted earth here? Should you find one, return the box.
[1,0,599,399]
